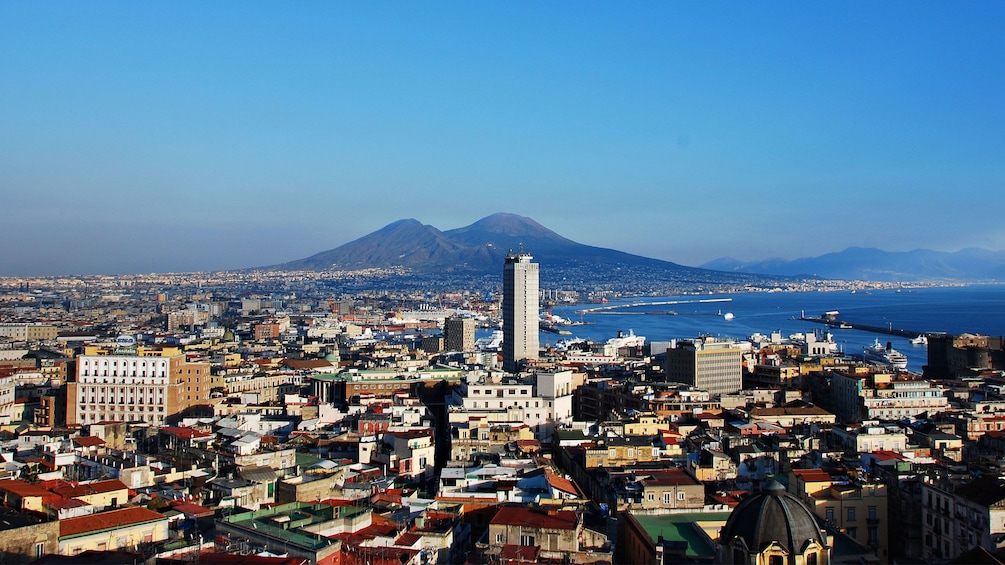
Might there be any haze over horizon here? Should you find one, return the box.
[3,3,1004,276]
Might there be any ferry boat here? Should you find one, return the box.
[862,339,908,370]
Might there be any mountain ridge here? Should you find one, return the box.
[701,246,1005,282]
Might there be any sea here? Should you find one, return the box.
[534,284,1005,374]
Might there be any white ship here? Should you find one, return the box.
[862,339,908,370]
[475,330,503,351]
[607,329,645,349]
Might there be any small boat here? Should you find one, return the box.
[911,335,928,347]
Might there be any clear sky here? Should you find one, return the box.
[2,2,1003,275]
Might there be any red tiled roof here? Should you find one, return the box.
[72,436,106,448]
[170,502,214,517]
[871,449,908,461]
[394,532,422,547]
[0,479,52,498]
[160,426,213,439]
[47,498,90,510]
[60,506,166,537]
[50,479,128,499]
[641,469,700,486]
[544,469,581,496]
[791,468,834,482]
[490,506,577,531]
[499,544,540,562]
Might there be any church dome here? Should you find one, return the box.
[720,480,825,556]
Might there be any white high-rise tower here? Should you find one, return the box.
[502,252,539,372]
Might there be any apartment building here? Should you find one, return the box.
[829,368,948,424]
[66,344,212,426]
[789,468,889,561]
[920,474,1005,561]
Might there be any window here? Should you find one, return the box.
[769,556,783,565]
[825,507,834,521]
[807,553,818,565]
[663,492,672,504]
[868,506,877,520]
[495,533,503,543]
[35,543,45,560]
[647,493,655,501]
[678,491,686,501]
[847,507,856,521]
[520,535,535,546]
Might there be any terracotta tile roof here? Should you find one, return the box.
[490,506,577,531]
[50,479,128,499]
[870,449,907,461]
[170,502,214,517]
[791,468,834,482]
[394,532,422,547]
[499,544,540,562]
[72,436,106,448]
[0,479,52,498]
[544,469,581,496]
[60,506,166,538]
[640,469,700,486]
[160,426,213,439]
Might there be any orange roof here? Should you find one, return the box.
[791,469,833,482]
[60,506,166,537]
[72,436,106,448]
[544,469,581,496]
[490,506,577,531]
[0,479,51,498]
[50,479,128,499]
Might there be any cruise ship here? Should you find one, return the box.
[862,339,908,370]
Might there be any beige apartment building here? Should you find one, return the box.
[790,468,889,562]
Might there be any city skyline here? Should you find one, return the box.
[3,3,1004,276]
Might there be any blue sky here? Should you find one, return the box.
[2,2,1003,275]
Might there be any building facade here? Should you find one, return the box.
[444,316,475,352]
[503,253,539,372]
[67,345,212,426]
[665,337,744,397]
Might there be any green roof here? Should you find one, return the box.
[631,511,732,559]
[295,452,324,467]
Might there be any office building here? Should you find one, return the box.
[665,337,744,397]
[444,315,475,352]
[503,253,539,372]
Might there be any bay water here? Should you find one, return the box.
[541,284,1005,373]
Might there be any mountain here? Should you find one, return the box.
[701,247,1005,282]
[272,213,776,289]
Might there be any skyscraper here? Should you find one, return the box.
[502,252,539,372]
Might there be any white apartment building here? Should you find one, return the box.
[451,370,574,442]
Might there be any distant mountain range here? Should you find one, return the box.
[269,213,782,290]
[701,247,1005,282]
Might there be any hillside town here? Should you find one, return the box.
[0,263,1003,565]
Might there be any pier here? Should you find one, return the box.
[576,297,732,315]
[798,315,925,339]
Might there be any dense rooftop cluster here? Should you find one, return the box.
[0,273,1001,565]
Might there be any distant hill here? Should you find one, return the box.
[269,213,780,289]
[701,247,1005,282]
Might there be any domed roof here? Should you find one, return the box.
[721,480,824,555]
